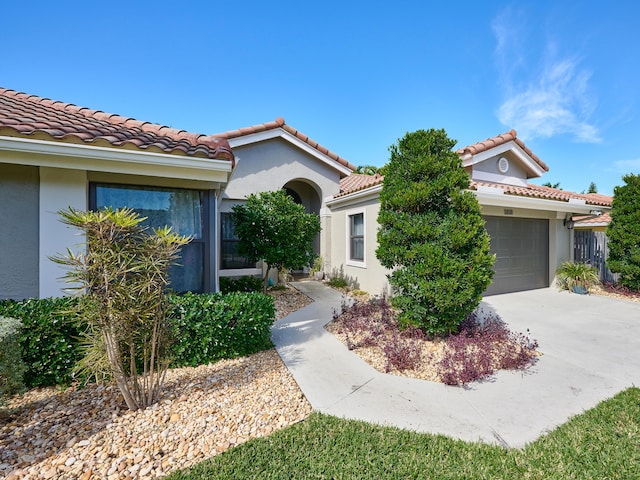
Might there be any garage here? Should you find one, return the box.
[483,216,549,296]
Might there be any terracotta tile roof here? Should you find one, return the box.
[457,130,549,172]
[335,175,612,208]
[573,212,611,225]
[0,88,234,164]
[470,181,612,206]
[335,173,384,198]
[213,117,356,172]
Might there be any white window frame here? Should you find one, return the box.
[346,208,366,268]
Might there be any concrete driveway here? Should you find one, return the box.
[272,282,640,448]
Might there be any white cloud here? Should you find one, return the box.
[492,12,600,143]
[613,159,640,173]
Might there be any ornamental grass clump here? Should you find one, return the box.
[555,261,600,293]
[52,207,190,411]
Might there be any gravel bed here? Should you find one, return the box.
[0,285,313,480]
[590,285,640,303]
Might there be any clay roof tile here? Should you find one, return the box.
[0,87,234,164]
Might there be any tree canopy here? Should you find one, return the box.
[376,129,495,335]
[231,190,321,292]
[607,173,640,290]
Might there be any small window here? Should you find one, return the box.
[221,213,255,269]
[349,212,364,262]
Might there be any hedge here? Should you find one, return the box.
[0,297,82,388]
[168,292,275,367]
[219,275,263,294]
[0,291,276,388]
[0,316,27,399]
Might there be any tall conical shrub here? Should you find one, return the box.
[376,129,495,335]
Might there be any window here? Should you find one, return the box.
[91,183,207,293]
[349,212,364,262]
[221,213,255,269]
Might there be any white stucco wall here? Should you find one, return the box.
[39,167,88,298]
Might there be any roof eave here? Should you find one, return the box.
[0,135,232,183]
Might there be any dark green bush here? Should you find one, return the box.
[0,291,276,389]
[0,297,82,388]
[376,129,494,335]
[168,292,275,367]
[608,173,640,290]
[0,316,27,399]
[219,275,263,293]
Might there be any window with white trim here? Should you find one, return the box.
[349,212,364,262]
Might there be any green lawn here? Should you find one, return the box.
[168,387,640,479]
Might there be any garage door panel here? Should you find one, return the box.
[484,216,549,296]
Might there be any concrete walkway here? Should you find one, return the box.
[271,281,640,448]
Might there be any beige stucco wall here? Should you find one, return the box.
[327,191,576,296]
[220,137,344,278]
[327,192,391,296]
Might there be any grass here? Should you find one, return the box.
[168,387,640,479]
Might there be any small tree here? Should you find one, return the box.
[52,207,189,410]
[587,181,598,194]
[232,190,321,293]
[607,174,640,290]
[376,129,495,336]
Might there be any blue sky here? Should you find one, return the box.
[3,1,639,196]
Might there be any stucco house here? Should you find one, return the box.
[0,88,612,301]
[326,131,613,296]
[0,89,353,299]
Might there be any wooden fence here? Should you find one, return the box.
[573,230,618,283]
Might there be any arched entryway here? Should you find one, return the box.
[282,179,322,259]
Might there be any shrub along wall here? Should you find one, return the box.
[0,316,27,399]
[0,292,276,389]
[0,297,81,388]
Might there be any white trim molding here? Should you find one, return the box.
[326,184,383,207]
[345,207,366,268]
[0,136,232,182]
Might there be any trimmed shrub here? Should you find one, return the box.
[0,316,27,400]
[0,297,82,388]
[608,173,640,290]
[376,129,495,335]
[327,276,348,288]
[0,291,276,389]
[219,275,263,294]
[169,292,276,367]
